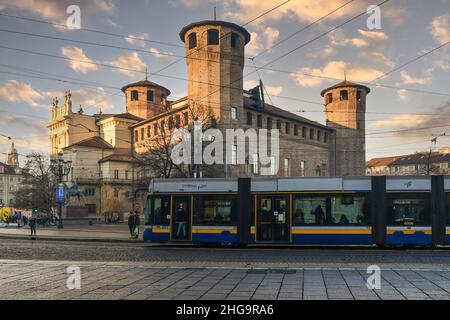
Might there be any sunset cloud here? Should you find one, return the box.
[148,47,175,62]
[44,87,113,111]
[0,80,44,108]
[246,26,280,57]
[110,52,146,77]
[61,47,98,73]
[124,33,149,48]
[369,101,450,139]
[400,70,432,85]
[429,13,450,44]
[292,61,384,87]
[371,114,429,127]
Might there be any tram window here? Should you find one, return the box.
[330,196,368,225]
[387,195,431,226]
[293,196,327,225]
[152,196,170,225]
[196,195,236,225]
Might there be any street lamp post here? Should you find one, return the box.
[50,152,72,229]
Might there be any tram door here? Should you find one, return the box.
[257,196,290,242]
[171,197,191,241]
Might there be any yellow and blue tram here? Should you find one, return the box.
[143,176,450,246]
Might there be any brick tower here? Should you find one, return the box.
[322,80,370,176]
[179,20,251,122]
[121,77,171,119]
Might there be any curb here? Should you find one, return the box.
[0,234,141,244]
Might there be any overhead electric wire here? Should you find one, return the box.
[150,0,292,76]
[252,0,357,59]
[370,40,450,83]
[183,0,393,107]
[0,12,185,49]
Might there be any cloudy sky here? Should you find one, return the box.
[0,0,449,164]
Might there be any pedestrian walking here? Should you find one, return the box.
[133,211,140,239]
[127,212,135,238]
[29,216,37,237]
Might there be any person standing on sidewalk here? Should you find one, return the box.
[29,216,37,237]
[133,211,140,239]
[127,212,135,238]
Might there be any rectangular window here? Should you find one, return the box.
[231,107,238,120]
[147,125,151,138]
[324,132,328,143]
[175,114,181,128]
[269,156,277,175]
[257,115,262,128]
[153,123,158,136]
[276,120,281,130]
[230,33,239,49]
[183,112,189,126]
[284,158,290,177]
[114,170,119,179]
[285,122,290,134]
[147,90,154,102]
[135,130,139,142]
[125,170,129,180]
[252,154,259,175]
[246,112,253,126]
[150,196,170,226]
[310,128,314,139]
[302,127,306,138]
[294,125,299,136]
[300,161,306,177]
[267,117,272,130]
[160,120,165,132]
[140,128,144,140]
[168,116,174,130]
[130,90,138,101]
[326,93,333,104]
[231,145,237,165]
[293,196,327,225]
[330,196,368,225]
[195,195,237,226]
[188,33,197,49]
[317,130,321,141]
[293,195,369,226]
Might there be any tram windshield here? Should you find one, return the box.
[387,195,430,226]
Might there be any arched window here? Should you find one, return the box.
[207,29,219,45]
[326,93,333,104]
[231,32,239,48]
[188,32,197,49]
[340,90,348,101]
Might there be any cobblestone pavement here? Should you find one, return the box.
[2,240,450,300]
